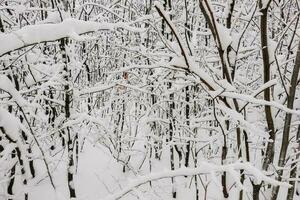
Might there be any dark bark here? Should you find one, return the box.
[7,163,16,200]
[260,2,276,172]
[252,183,261,200]
[60,38,76,199]
[272,41,300,200]
[254,2,274,198]
[287,125,300,200]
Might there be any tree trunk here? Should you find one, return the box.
[272,41,300,200]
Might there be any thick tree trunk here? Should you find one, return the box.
[272,41,300,200]
[256,1,275,198]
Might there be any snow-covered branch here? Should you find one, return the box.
[102,162,289,200]
[0,18,141,57]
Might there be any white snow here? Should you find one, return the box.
[0,18,141,57]
[102,161,290,200]
[0,107,20,142]
[0,75,27,106]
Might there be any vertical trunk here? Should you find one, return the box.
[221,146,229,198]
[7,163,16,200]
[225,0,235,80]
[67,128,76,198]
[240,129,250,200]
[4,75,30,199]
[15,147,28,200]
[1,126,28,200]
[226,0,235,29]
[256,1,274,198]
[287,125,300,200]
[184,0,191,168]
[194,150,199,200]
[252,183,261,200]
[185,86,190,168]
[60,38,76,199]
[260,2,276,172]
[272,41,300,200]
[169,86,176,198]
[0,16,4,33]
[14,73,35,179]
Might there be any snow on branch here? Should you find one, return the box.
[0,75,27,106]
[0,107,33,179]
[0,18,142,57]
[220,92,300,115]
[154,3,224,92]
[62,113,108,131]
[78,83,153,96]
[102,162,290,200]
[0,107,23,142]
[78,83,116,95]
[154,2,191,68]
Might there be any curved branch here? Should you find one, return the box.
[0,18,141,57]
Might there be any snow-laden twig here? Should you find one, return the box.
[102,161,290,200]
[78,83,116,95]
[0,18,141,57]
[154,2,191,68]
[238,79,277,111]
[220,91,300,115]
[0,75,27,106]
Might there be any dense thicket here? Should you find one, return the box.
[0,0,299,199]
